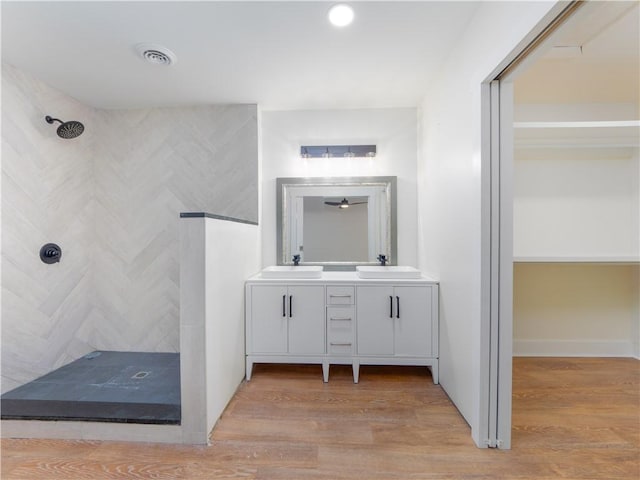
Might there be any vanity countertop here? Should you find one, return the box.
[247,271,439,284]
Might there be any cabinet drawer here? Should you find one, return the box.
[327,307,354,353]
[328,341,354,355]
[326,286,355,305]
[328,323,353,342]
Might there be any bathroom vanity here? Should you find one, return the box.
[245,271,439,383]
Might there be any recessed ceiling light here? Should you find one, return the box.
[328,4,354,27]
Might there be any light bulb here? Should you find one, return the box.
[328,4,354,27]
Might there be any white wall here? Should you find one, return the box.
[514,264,639,357]
[416,1,559,446]
[513,149,639,259]
[261,108,418,267]
[204,218,260,437]
[179,216,260,444]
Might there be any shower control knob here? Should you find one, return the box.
[40,243,62,264]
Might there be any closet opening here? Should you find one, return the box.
[488,0,639,453]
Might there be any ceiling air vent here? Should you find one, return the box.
[134,43,177,66]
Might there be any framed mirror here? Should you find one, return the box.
[277,176,397,270]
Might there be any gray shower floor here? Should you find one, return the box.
[1,351,180,424]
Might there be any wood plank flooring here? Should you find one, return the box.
[1,358,638,479]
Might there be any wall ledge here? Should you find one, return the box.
[180,212,258,226]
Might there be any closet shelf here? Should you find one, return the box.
[514,120,640,149]
[513,256,639,264]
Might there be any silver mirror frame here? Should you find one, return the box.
[276,176,397,270]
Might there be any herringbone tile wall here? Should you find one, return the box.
[2,64,96,392]
[91,105,258,353]
[1,63,259,392]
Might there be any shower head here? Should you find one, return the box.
[45,116,84,139]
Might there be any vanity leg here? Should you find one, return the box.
[430,360,439,384]
[246,357,253,381]
[352,360,360,384]
[322,361,329,383]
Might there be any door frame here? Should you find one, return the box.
[480,0,583,448]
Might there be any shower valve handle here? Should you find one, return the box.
[40,243,62,264]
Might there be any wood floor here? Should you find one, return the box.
[1,357,638,479]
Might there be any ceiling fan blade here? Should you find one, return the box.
[324,202,341,206]
[350,201,368,205]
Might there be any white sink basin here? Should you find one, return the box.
[356,266,422,279]
[261,266,323,279]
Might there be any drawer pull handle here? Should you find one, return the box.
[330,342,352,346]
[329,294,352,298]
[330,317,352,322]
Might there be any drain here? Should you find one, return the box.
[84,351,102,360]
[132,371,150,379]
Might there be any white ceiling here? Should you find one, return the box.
[1,1,479,111]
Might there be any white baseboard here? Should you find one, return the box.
[513,339,636,357]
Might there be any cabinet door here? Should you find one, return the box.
[394,286,432,356]
[288,285,325,354]
[250,285,288,353]
[356,285,394,355]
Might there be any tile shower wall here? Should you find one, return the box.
[1,63,259,392]
[2,64,96,391]
[91,106,258,352]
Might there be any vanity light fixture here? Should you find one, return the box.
[300,145,376,158]
[328,4,354,27]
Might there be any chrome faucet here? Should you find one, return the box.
[292,254,301,266]
[377,254,387,266]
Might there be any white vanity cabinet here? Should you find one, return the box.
[245,272,439,383]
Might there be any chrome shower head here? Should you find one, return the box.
[45,116,84,139]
